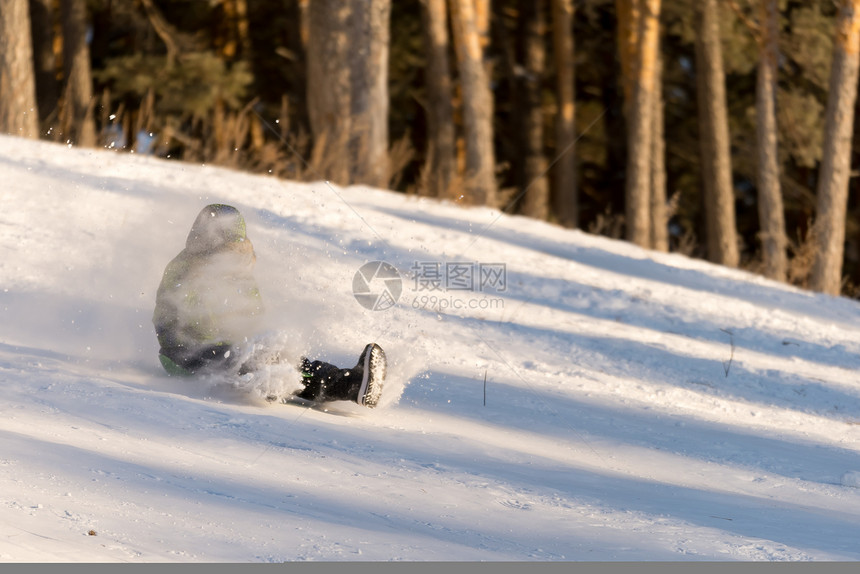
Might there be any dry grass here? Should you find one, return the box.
[87,92,418,194]
[587,204,625,240]
[785,223,817,290]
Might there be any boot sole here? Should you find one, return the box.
[358,343,386,408]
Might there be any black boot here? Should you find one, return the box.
[296,359,347,402]
[296,344,386,408]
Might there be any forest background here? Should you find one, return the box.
[2,0,860,298]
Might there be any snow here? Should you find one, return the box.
[2,134,860,562]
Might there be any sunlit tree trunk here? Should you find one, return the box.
[217,0,252,61]
[349,0,391,188]
[449,0,497,205]
[474,0,490,56]
[420,0,456,198]
[810,0,860,295]
[306,0,390,188]
[0,0,39,138]
[623,0,661,248]
[695,0,738,266]
[650,51,668,252]
[307,0,351,184]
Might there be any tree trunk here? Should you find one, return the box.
[755,0,787,281]
[306,0,390,188]
[695,0,738,267]
[810,0,860,295]
[0,0,39,138]
[219,0,252,61]
[623,0,660,248]
[474,0,490,56]
[61,0,96,147]
[615,0,639,115]
[307,0,353,184]
[348,0,391,188]
[551,0,576,228]
[286,0,308,132]
[520,0,550,220]
[449,0,497,206]
[650,50,668,252]
[28,0,57,125]
[246,0,306,136]
[420,0,456,198]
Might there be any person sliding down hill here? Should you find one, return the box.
[152,203,386,408]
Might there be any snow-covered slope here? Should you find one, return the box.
[2,135,860,562]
